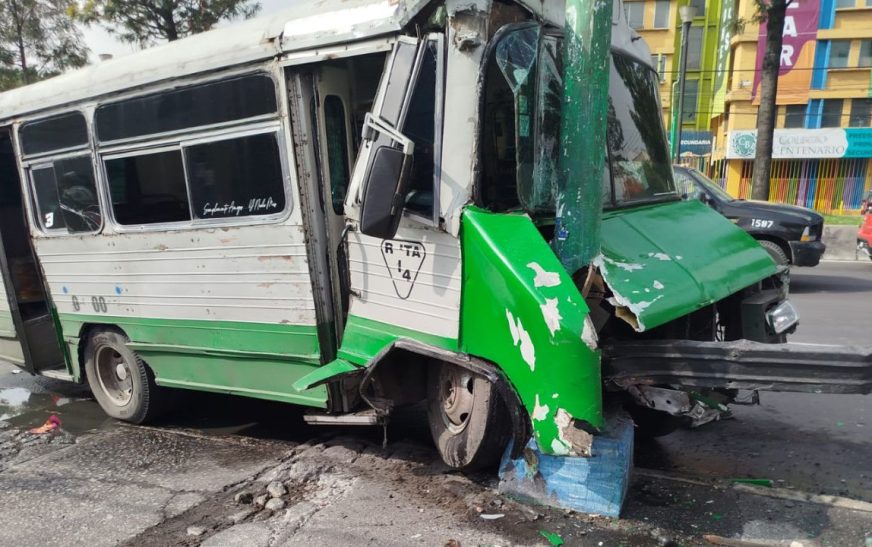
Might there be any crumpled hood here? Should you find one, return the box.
[596,199,777,331]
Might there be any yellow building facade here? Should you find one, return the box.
[715,0,872,213]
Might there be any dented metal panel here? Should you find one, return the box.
[440,0,491,236]
[34,223,318,326]
[603,339,872,395]
[596,199,777,332]
[461,207,603,456]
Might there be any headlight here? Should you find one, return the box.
[766,300,799,334]
[800,226,812,241]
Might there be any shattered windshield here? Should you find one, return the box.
[481,26,676,214]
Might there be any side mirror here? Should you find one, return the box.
[359,114,415,239]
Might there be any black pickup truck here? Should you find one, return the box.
[674,166,826,268]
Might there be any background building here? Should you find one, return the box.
[629,0,872,213]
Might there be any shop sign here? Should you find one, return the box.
[726,128,872,159]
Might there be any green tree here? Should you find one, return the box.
[750,0,793,201]
[0,0,89,90]
[74,0,261,45]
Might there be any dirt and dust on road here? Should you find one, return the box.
[3,360,870,547]
[1,264,872,546]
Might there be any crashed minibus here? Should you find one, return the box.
[0,0,869,471]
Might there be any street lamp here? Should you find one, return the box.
[672,5,697,164]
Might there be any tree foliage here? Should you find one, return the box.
[74,0,261,45]
[0,0,89,90]
[750,0,793,202]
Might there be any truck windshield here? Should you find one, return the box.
[479,26,677,214]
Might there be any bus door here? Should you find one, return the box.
[0,128,65,375]
[286,52,391,361]
[313,65,357,339]
[340,35,463,347]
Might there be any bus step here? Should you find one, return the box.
[303,409,385,426]
[602,339,872,395]
[38,367,74,382]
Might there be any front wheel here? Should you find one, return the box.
[84,329,173,424]
[758,239,790,267]
[427,364,510,470]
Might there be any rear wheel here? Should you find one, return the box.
[84,329,172,423]
[426,364,510,470]
[758,239,790,267]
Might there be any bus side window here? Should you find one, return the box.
[186,132,285,220]
[105,150,191,225]
[21,112,102,234]
[323,95,351,215]
[30,156,101,233]
[31,167,65,231]
[402,39,440,220]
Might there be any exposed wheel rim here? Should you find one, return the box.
[437,366,475,434]
[95,345,134,407]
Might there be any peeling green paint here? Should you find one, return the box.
[597,200,777,331]
[461,207,603,454]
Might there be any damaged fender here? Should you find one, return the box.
[461,207,602,456]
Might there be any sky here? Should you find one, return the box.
[79,0,293,61]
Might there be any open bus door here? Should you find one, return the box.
[0,127,66,377]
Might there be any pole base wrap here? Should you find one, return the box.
[497,411,634,518]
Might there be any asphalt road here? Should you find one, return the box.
[642,261,872,501]
[0,260,869,545]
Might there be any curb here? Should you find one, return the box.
[821,224,863,262]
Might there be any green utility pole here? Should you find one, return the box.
[553,0,613,274]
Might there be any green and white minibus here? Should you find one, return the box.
[0,0,865,470]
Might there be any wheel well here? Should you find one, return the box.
[753,234,792,262]
[76,323,128,381]
[359,342,531,458]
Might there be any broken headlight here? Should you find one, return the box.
[765,300,799,334]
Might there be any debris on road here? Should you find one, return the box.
[479,513,504,520]
[28,414,60,434]
[264,498,286,511]
[234,492,253,505]
[266,481,287,498]
[540,529,565,546]
[186,526,206,537]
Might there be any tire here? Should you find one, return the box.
[426,364,510,470]
[84,329,172,424]
[758,239,790,267]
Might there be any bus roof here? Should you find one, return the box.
[0,0,429,123]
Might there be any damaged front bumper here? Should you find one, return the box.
[603,339,872,395]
